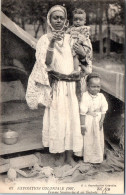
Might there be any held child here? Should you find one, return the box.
[67,8,92,101]
[67,8,92,73]
[80,73,108,163]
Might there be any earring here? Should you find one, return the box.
[84,18,86,25]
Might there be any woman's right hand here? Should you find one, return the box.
[51,32,63,42]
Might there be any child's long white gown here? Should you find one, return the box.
[80,91,108,163]
[26,34,83,154]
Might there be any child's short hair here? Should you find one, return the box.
[73,8,86,20]
[86,72,101,84]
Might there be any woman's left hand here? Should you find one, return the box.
[73,42,86,57]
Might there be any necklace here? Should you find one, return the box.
[55,41,64,54]
[88,91,98,99]
[56,37,64,47]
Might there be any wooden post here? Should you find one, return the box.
[106,24,110,55]
[99,2,103,58]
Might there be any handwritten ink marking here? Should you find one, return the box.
[97,187,110,194]
[102,187,110,194]
[9,187,14,190]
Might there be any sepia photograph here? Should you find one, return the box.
[0,0,125,194]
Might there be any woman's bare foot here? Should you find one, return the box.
[54,152,65,167]
[65,158,77,167]
[65,150,77,167]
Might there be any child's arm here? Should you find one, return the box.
[99,94,108,130]
[99,114,105,130]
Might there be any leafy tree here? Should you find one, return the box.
[2,0,124,40]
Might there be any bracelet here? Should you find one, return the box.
[80,58,86,62]
[48,47,54,52]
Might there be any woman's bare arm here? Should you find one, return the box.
[45,33,63,66]
[45,40,55,66]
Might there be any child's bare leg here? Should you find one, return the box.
[65,150,77,167]
[72,55,80,73]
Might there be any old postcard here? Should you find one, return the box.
[0,0,125,194]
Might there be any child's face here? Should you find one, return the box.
[73,14,85,27]
[87,78,101,95]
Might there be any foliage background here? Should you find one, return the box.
[2,0,124,38]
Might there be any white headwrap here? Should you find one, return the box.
[47,5,68,33]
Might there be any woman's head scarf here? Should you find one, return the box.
[47,5,68,33]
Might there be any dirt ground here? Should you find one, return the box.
[0,169,124,194]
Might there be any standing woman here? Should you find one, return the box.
[26,5,86,166]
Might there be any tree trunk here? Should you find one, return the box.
[34,23,41,38]
[105,5,111,56]
[21,18,25,30]
[99,2,103,58]
[95,5,98,39]
[42,20,47,34]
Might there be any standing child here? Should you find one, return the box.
[80,73,108,163]
[67,8,92,101]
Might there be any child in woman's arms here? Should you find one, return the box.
[80,73,108,164]
[67,8,92,101]
[67,8,92,72]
